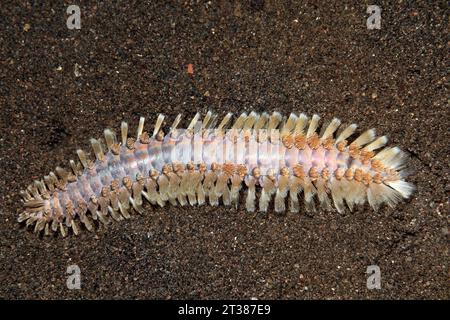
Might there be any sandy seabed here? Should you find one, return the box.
[0,1,448,299]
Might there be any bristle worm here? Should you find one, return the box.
[18,111,415,237]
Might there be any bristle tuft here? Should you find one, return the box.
[121,122,128,145]
[90,138,104,161]
[187,113,200,131]
[321,118,341,140]
[352,129,376,147]
[363,136,388,151]
[217,112,233,132]
[170,114,182,134]
[281,113,298,134]
[385,180,415,199]
[294,113,308,134]
[137,117,145,139]
[104,129,116,149]
[152,114,165,137]
[336,124,357,143]
[232,112,248,130]
[267,112,282,131]
[306,114,320,138]
[76,149,89,168]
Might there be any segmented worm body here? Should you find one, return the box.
[19,111,415,237]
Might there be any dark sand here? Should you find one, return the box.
[0,1,448,299]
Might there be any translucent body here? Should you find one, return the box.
[49,130,375,216]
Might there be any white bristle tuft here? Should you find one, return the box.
[76,149,89,168]
[373,147,405,169]
[104,129,116,149]
[336,124,357,143]
[352,129,376,147]
[254,112,269,130]
[243,112,259,130]
[121,122,128,145]
[267,112,282,131]
[152,114,165,137]
[294,113,309,134]
[281,113,298,134]
[363,136,388,151]
[169,114,182,134]
[187,113,200,131]
[373,147,397,161]
[136,117,145,139]
[202,111,213,128]
[385,180,415,199]
[306,114,320,138]
[90,138,104,161]
[217,112,233,132]
[367,183,403,211]
[321,118,341,141]
[232,112,248,130]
